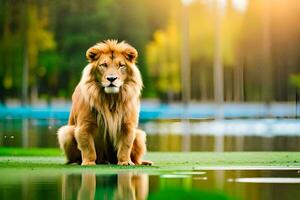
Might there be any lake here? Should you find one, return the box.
[1,118,300,151]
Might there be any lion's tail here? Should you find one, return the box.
[57,125,75,149]
[57,125,81,164]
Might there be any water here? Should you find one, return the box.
[1,169,300,200]
[1,118,300,151]
[1,118,300,199]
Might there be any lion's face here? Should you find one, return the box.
[95,52,127,94]
[86,40,138,94]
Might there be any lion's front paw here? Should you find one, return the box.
[117,160,135,166]
[81,161,96,166]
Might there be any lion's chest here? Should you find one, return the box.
[96,107,123,145]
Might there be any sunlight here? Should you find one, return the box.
[181,0,194,6]
[218,0,248,13]
[220,0,227,9]
[232,0,248,13]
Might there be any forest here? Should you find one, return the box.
[0,0,300,104]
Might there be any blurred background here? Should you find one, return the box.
[1,0,300,151]
[1,0,300,104]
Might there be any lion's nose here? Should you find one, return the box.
[106,76,117,82]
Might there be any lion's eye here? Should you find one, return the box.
[119,63,126,69]
[99,63,107,68]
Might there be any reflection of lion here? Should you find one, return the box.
[57,40,152,166]
[62,173,149,200]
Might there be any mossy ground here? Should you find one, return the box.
[1,148,300,174]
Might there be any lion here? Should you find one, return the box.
[57,40,152,166]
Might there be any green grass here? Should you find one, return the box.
[0,147,61,157]
[1,148,300,174]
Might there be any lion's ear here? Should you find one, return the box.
[86,46,101,62]
[123,46,138,63]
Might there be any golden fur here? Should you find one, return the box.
[57,40,152,166]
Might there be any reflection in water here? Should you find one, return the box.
[181,119,191,152]
[77,173,96,200]
[62,173,148,200]
[21,118,28,147]
[230,177,300,183]
[1,170,300,200]
[2,118,300,151]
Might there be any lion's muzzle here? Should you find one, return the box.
[104,86,120,93]
[104,75,120,93]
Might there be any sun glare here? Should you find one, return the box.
[213,0,248,13]
[232,0,248,13]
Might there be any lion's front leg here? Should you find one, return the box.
[75,125,97,166]
[117,123,135,165]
